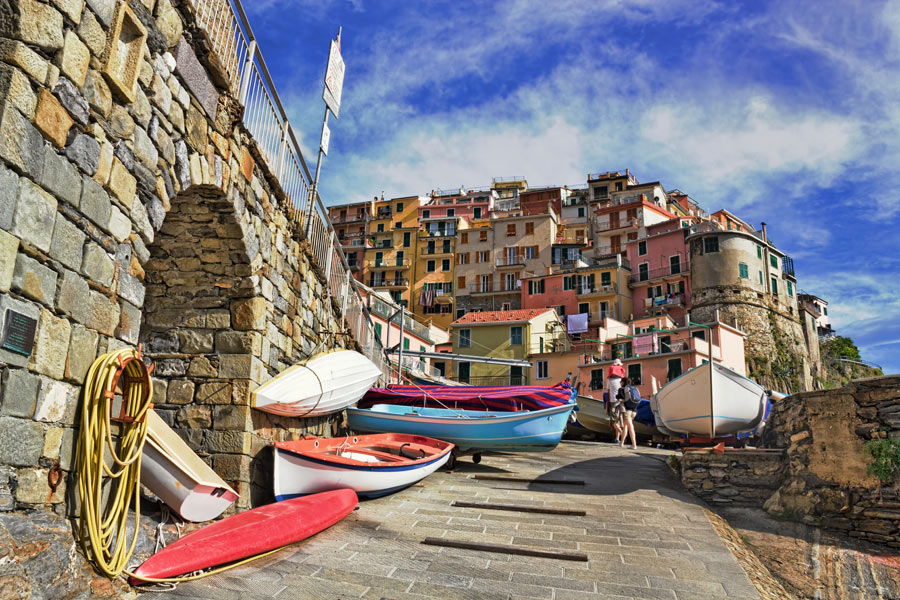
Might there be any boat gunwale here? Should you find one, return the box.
[274,434,453,469]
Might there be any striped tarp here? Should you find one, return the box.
[358,382,575,412]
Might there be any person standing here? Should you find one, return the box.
[616,377,640,450]
[607,359,626,444]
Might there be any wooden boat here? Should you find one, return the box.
[130,488,357,584]
[252,349,381,417]
[652,361,769,438]
[574,394,658,437]
[359,382,574,412]
[346,403,576,453]
[141,410,238,522]
[273,433,453,499]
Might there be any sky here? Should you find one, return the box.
[245,0,900,375]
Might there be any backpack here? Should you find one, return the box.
[623,386,641,410]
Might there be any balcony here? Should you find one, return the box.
[419,228,457,238]
[375,210,393,220]
[466,283,521,295]
[576,284,617,298]
[643,292,690,310]
[331,213,370,224]
[424,283,453,295]
[587,310,617,324]
[423,247,454,256]
[594,217,639,233]
[495,256,525,268]
[369,258,412,271]
[340,238,365,248]
[370,278,409,289]
[629,263,690,284]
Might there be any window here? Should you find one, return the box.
[615,182,623,191]
[447,208,455,217]
[824,307,828,316]
[394,221,401,229]
[578,302,589,314]
[457,253,469,265]
[525,246,535,259]
[507,224,516,236]
[457,361,470,383]
[667,358,682,381]
[704,236,719,253]
[427,240,435,254]
[377,223,384,232]
[456,309,465,319]
[480,274,491,292]
[422,209,430,219]
[759,271,764,285]
[381,238,391,248]
[501,302,511,311]
[375,251,383,266]
[458,329,471,347]
[739,263,749,279]
[525,222,534,235]
[480,231,487,241]
[461,232,468,244]
[563,276,573,291]
[420,345,426,353]
[771,277,778,295]
[510,326,523,345]
[670,255,681,274]
[396,202,404,213]
[473,207,482,219]
[457,276,466,289]
[638,263,649,281]
[555,305,566,316]
[476,250,489,263]
[403,231,411,247]
[626,207,637,220]
[627,363,642,385]
[601,271,611,287]
[659,335,671,353]
[770,255,778,269]
[510,366,524,385]
[578,207,585,217]
[594,185,608,199]
[396,251,405,265]
[787,281,793,297]
[638,241,647,256]
[528,279,545,295]
[403,337,410,350]
[441,259,451,271]
[692,330,706,341]
[536,360,549,379]
[426,260,436,272]
[668,281,685,295]
[590,368,604,390]
[442,239,451,253]
[505,273,516,290]
[434,361,446,376]
[757,245,762,259]
[613,341,633,359]
[374,322,382,339]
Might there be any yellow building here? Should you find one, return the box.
[365,195,425,306]
[449,308,563,385]
[413,211,463,331]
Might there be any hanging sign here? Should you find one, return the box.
[322,32,345,118]
[320,121,331,156]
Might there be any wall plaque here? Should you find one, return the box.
[1,310,38,357]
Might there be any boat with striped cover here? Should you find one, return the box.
[273,433,453,499]
[358,382,574,412]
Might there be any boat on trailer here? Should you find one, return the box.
[273,433,453,499]
[141,409,238,522]
[651,361,773,438]
[346,403,576,462]
[252,349,381,417]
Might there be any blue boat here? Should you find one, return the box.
[346,403,576,455]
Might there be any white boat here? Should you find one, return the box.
[252,350,381,417]
[273,433,453,499]
[652,361,768,438]
[574,394,658,437]
[141,410,238,522]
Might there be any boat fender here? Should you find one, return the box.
[400,443,426,460]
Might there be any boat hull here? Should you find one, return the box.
[575,395,658,437]
[653,362,767,437]
[346,403,576,453]
[140,410,238,522]
[273,433,453,499]
[130,489,358,584]
[252,350,381,417]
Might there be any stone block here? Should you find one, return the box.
[40,147,81,208]
[178,330,214,353]
[0,230,19,293]
[207,310,231,329]
[0,296,40,368]
[29,309,71,379]
[34,90,72,149]
[130,197,154,244]
[0,39,50,85]
[81,69,112,118]
[86,0,114,25]
[196,382,232,405]
[176,405,211,429]
[204,431,252,455]
[16,0,65,51]
[212,453,251,482]
[213,405,251,431]
[107,205,132,243]
[65,324,98,383]
[0,165,17,230]
[107,158,136,209]
[174,37,219,119]
[15,468,66,504]
[109,104,135,139]
[34,377,74,423]
[51,0,85,24]
[11,178,56,253]
[85,289,119,336]
[185,104,207,151]
[0,63,37,119]
[154,0,182,48]
[12,253,57,306]
[116,299,141,344]
[81,242,114,287]
[166,379,194,405]
[132,125,158,169]
[116,270,145,308]
[1,368,38,418]
[101,2,147,103]
[49,217,86,273]
[188,356,217,378]
[59,428,75,470]
[0,417,43,467]
[80,175,112,228]
[66,133,100,175]
[231,297,266,331]
[42,426,64,460]
[59,30,90,88]
[0,101,45,180]
[132,86,151,128]
[76,8,106,56]
[52,77,89,125]
[56,269,91,324]
[94,138,113,186]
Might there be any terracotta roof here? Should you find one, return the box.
[451,308,554,326]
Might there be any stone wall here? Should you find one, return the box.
[0,0,354,514]
[456,291,521,315]
[680,450,785,507]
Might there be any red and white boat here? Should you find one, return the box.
[274,433,453,499]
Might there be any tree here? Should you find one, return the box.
[821,336,861,362]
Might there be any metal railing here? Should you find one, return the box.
[495,256,525,267]
[331,213,370,223]
[187,0,386,378]
[629,262,689,284]
[370,277,409,288]
[576,284,617,296]
[371,258,411,268]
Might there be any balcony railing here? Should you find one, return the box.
[331,213,370,224]
[369,297,431,340]
[187,0,386,380]
[576,284,617,297]
[371,258,411,269]
[595,217,639,231]
[339,238,365,247]
[420,229,457,238]
[643,292,690,309]
[424,283,453,294]
[630,263,690,284]
[370,278,409,288]
[495,256,525,267]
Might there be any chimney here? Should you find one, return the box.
[761,222,768,243]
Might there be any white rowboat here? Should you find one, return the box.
[141,410,238,522]
[252,350,381,417]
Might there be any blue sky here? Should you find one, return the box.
[246,0,900,375]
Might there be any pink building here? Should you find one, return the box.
[626,217,698,324]
[421,189,492,222]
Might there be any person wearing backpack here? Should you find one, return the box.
[615,377,640,450]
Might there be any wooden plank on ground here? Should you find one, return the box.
[421,537,588,562]
[451,501,586,516]
[470,475,585,485]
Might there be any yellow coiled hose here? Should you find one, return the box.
[76,348,152,578]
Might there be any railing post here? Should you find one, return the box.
[276,120,289,180]
[239,40,257,105]
[324,230,335,282]
[341,272,350,328]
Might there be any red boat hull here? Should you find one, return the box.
[130,488,358,584]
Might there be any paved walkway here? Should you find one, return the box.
[137,441,761,599]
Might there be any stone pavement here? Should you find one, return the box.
[137,441,762,599]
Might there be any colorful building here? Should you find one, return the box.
[590,181,675,258]
[328,199,371,281]
[365,195,424,306]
